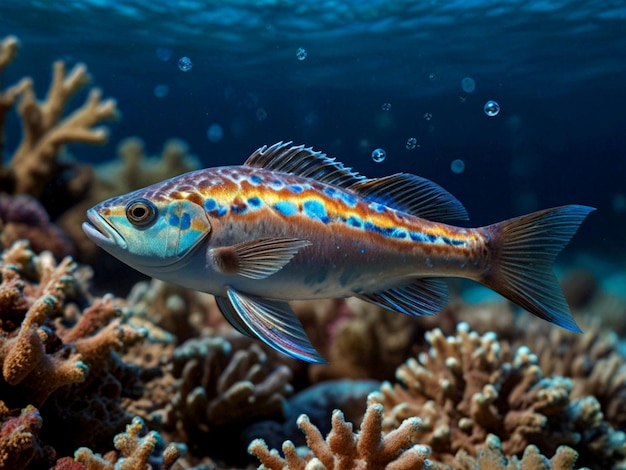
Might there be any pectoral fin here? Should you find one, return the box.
[208,237,312,279]
[217,287,326,364]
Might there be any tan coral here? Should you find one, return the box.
[0,35,118,198]
[157,335,293,440]
[0,243,88,406]
[249,399,428,470]
[454,298,626,432]
[454,434,580,470]
[63,417,182,470]
[369,323,626,468]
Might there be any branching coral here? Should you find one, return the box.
[453,298,626,433]
[124,278,229,343]
[50,416,183,470]
[0,240,172,463]
[0,35,118,199]
[69,417,183,470]
[248,400,428,469]
[368,323,626,469]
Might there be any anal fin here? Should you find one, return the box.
[357,278,449,316]
[217,287,326,364]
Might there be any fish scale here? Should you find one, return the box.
[83,141,594,363]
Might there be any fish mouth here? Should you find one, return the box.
[82,209,128,250]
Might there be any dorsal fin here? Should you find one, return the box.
[349,173,469,222]
[244,141,366,188]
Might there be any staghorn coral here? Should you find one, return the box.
[248,399,428,470]
[0,242,88,406]
[50,416,183,470]
[68,417,183,470]
[0,34,118,202]
[368,322,626,469]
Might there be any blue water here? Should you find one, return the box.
[2,0,625,252]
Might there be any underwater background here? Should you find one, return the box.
[1,1,626,469]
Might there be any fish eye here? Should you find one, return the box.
[125,198,157,227]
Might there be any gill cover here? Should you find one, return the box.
[110,198,211,261]
[162,199,211,258]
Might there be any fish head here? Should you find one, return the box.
[82,188,211,269]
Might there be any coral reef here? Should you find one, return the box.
[0,404,47,469]
[64,417,183,470]
[0,240,177,466]
[0,35,118,206]
[249,400,427,469]
[369,323,626,468]
[147,335,293,460]
[0,193,74,259]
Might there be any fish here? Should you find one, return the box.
[82,141,594,364]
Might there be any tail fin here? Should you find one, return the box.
[479,205,595,332]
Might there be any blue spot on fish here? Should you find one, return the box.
[323,187,336,198]
[368,202,387,213]
[449,238,465,246]
[247,197,262,208]
[303,200,330,223]
[273,201,298,216]
[217,206,228,217]
[347,216,362,228]
[250,175,263,184]
[231,203,247,214]
[340,192,357,207]
[169,214,180,227]
[204,198,217,212]
[289,184,304,193]
[180,212,191,230]
[392,228,407,239]
[410,232,426,242]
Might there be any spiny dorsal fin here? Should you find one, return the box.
[349,173,469,222]
[244,141,367,188]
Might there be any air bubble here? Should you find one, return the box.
[371,148,386,163]
[484,100,500,116]
[461,77,476,93]
[178,56,192,72]
[451,159,465,174]
[406,137,418,150]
